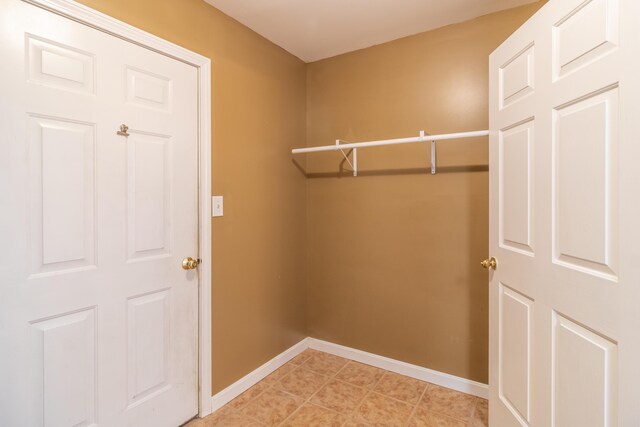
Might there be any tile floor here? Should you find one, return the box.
[185,349,488,427]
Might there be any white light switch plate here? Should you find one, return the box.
[212,196,223,217]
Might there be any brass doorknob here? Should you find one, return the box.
[182,257,199,270]
[481,257,497,270]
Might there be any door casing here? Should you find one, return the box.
[23,0,214,417]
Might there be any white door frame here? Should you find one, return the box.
[22,0,213,417]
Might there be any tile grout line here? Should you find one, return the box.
[313,358,384,426]
[275,374,332,425]
[355,389,375,426]
[420,386,481,425]
[205,351,350,425]
[235,361,305,426]
[276,353,350,426]
[268,352,320,424]
[467,397,482,427]
[356,368,391,425]
[402,382,431,427]
[341,367,411,427]
[320,358,432,426]
[340,360,388,426]
[244,380,277,426]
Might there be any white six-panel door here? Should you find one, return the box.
[489,0,640,425]
[0,1,200,426]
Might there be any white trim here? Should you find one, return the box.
[308,338,489,399]
[22,0,214,417]
[210,338,310,412]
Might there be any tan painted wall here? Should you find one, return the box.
[75,0,308,393]
[304,3,544,384]
[69,0,543,394]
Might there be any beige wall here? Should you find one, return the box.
[304,3,544,384]
[73,0,543,394]
[75,0,308,393]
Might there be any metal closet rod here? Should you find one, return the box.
[291,130,490,154]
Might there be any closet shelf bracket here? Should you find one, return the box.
[417,130,438,175]
[336,139,358,176]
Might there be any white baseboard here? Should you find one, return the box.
[209,336,488,414]
[308,338,488,399]
[210,337,309,412]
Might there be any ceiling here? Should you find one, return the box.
[203,0,538,62]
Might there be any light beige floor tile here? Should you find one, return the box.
[310,378,368,414]
[353,392,414,427]
[240,388,303,426]
[288,349,320,366]
[419,385,477,421]
[261,363,297,385]
[202,412,266,427]
[301,352,350,376]
[374,372,428,405]
[280,403,346,427]
[186,405,235,426]
[226,381,271,411]
[407,407,466,427]
[342,419,374,427]
[275,367,330,399]
[470,398,488,427]
[182,404,260,427]
[335,361,386,389]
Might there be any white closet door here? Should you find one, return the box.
[0,1,199,426]
[489,0,640,425]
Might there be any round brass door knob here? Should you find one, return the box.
[182,257,199,270]
[481,257,497,270]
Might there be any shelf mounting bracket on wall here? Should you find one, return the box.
[428,131,438,175]
[336,139,358,176]
[418,130,438,175]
